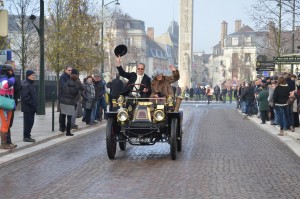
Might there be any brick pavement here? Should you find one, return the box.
[0,103,300,167]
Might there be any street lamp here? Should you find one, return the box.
[101,0,120,74]
[29,0,45,115]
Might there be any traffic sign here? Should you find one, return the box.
[256,61,275,71]
[256,68,274,71]
[274,56,300,64]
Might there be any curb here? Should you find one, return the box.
[0,123,106,168]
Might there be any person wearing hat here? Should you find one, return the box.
[20,70,38,142]
[0,64,16,149]
[116,56,151,98]
[150,65,179,98]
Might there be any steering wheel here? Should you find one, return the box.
[128,83,149,93]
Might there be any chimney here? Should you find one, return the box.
[221,21,228,48]
[235,20,242,32]
[147,27,154,40]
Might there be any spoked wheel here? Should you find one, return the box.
[170,118,178,160]
[106,118,117,159]
[119,141,126,151]
[177,122,182,152]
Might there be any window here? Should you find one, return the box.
[232,37,239,46]
[124,37,132,46]
[245,53,251,65]
[245,37,252,46]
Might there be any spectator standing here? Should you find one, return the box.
[81,76,95,125]
[97,75,107,121]
[227,86,233,103]
[21,70,38,142]
[241,82,255,117]
[239,83,246,113]
[194,85,200,101]
[273,77,290,136]
[189,87,194,101]
[176,85,182,97]
[60,72,84,136]
[234,86,240,109]
[213,85,220,102]
[91,74,101,124]
[0,65,16,149]
[58,66,72,132]
[206,85,213,104]
[70,69,84,129]
[109,74,124,111]
[1,63,20,149]
[257,84,269,124]
[221,85,227,103]
[268,79,277,125]
[184,86,189,101]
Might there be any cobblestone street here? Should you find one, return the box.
[0,104,300,199]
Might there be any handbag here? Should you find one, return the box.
[287,96,296,105]
[0,95,15,110]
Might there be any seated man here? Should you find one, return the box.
[116,56,151,98]
[150,65,180,98]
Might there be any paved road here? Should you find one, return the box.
[0,103,300,199]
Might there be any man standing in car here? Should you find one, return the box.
[116,56,151,97]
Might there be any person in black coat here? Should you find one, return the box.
[109,74,124,111]
[21,70,38,142]
[60,73,84,136]
[116,56,151,98]
[58,66,72,131]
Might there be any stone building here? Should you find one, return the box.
[211,19,300,87]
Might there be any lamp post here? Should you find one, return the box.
[29,0,45,115]
[101,0,120,74]
[291,0,295,73]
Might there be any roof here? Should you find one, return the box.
[146,38,167,59]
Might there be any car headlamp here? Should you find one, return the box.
[117,109,128,122]
[153,109,165,122]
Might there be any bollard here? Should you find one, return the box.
[52,92,55,131]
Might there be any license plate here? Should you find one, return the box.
[129,137,151,143]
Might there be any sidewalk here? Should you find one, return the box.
[238,111,300,157]
[0,107,106,167]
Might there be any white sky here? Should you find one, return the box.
[118,0,256,53]
[3,0,256,53]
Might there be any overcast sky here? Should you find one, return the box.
[4,0,256,54]
[118,0,255,53]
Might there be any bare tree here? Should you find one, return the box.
[7,0,39,79]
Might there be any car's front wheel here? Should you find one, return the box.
[170,118,178,160]
[106,118,117,159]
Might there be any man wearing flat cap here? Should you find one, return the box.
[21,70,38,142]
[116,56,151,98]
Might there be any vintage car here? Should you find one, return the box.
[105,85,183,160]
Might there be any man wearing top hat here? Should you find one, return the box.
[115,45,151,98]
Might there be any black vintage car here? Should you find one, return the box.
[105,92,183,160]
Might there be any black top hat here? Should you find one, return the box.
[114,44,127,57]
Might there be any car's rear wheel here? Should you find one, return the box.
[106,118,117,159]
[170,118,178,160]
[119,141,126,151]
